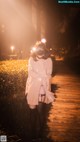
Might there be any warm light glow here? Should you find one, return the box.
[1,24,5,33]
[1,24,5,28]
[41,38,46,43]
[50,48,52,50]
[31,47,36,53]
[11,45,15,52]
[0,0,32,56]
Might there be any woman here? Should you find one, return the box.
[25,41,55,139]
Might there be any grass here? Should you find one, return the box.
[0,60,29,141]
[0,60,28,97]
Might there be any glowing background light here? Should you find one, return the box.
[31,47,36,53]
[0,0,33,57]
[11,45,15,52]
[41,38,46,44]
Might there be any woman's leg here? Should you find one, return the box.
[37,94,46,125]
[36,102,46,139]
[28,105,38,139]
[29,105,36,109]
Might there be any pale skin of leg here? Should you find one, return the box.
[29,95,45,109]
[29,105,36,109]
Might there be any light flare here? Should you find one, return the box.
[11,45,15,52]
[41,38,46,44]
[31,47,37,53]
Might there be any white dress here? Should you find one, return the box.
[25,57,54,106]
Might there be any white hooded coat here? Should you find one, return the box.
[25,57,54,106]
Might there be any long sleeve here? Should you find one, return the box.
[46,58,53,77]
[28,57,38,78]
[25,57,38,95]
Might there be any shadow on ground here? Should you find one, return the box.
[0,84,58,142]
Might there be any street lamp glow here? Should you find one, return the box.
[50,48,52,50]
[11,46,15,52]
[41,38,46,44]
